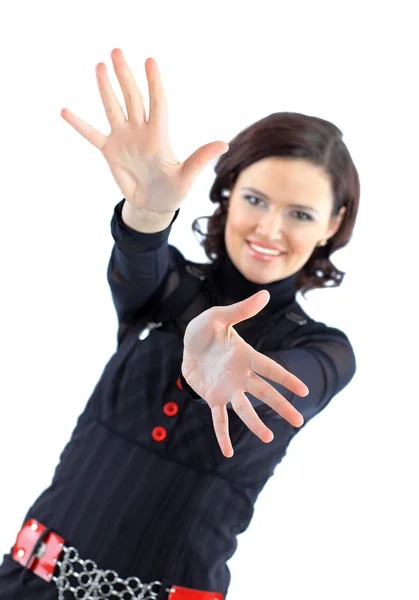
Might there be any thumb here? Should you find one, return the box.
[217,290,270,327]
[181,142,229,185]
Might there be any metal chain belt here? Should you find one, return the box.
[12,519,223,600]
[51,544,169,600]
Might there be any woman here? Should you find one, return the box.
[0,48,359,600]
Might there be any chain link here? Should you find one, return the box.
[51,545,168,600]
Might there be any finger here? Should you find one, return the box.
[181,142,230,187]
[95,62,126,128]
[60,108,107,150]
[145,57,169,135]
[232,392,275,443]
[214,290,270,328]
[211,405,234,458]
[110,48,146,123]
[245,372,304,428]
[249,351,309,397]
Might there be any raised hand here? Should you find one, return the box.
[61,48,229,215]
[181,290,309,458]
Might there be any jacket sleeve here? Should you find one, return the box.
[259,326,356,422]
[107,199,180,343]
[180,325,356,423]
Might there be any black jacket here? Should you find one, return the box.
[0,199,356,599]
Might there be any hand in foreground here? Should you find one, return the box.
[181,290,309,458]
[61,48,228,214]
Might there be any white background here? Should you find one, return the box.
[0,1,418,598]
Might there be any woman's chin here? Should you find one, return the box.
[240,261,286,284]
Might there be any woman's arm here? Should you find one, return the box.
[107,198,179,342]
[255,326,356,423]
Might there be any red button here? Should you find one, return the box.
[176,377,183,390]
[152,427,167,442]
[163,402,179,417]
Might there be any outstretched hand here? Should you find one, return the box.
[181,290,309,458]
[61,49,228,214]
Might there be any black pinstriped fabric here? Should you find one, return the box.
[0,199,356,599]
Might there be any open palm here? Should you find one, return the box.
[181,290,309,458]
[61,49,228,214]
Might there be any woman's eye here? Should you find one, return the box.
[244,195,265,207]
[293,211,312,221]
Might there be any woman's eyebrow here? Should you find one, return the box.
[240,186,319,213]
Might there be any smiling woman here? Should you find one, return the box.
[223,157,345,284]
[0,51,360,600]
[192,112,359,295]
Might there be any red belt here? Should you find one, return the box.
[12,519,224,600]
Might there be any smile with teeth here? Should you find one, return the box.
[248,242,282,256]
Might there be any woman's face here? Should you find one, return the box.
[224,157,345,284]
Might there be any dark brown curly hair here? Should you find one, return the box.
[192,112,360,295]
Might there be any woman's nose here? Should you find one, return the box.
[256,212,283,239]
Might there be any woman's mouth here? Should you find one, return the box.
[246,241,284,261]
